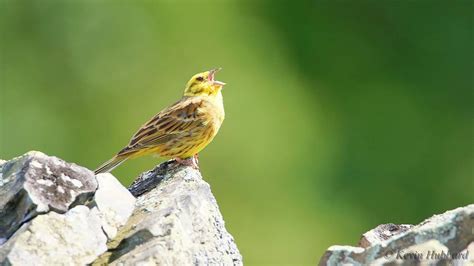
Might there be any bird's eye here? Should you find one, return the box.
[196,76,204,81]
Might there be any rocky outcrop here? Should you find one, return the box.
[98,160,242,265]
[0,152,242,265]
[319,205,474,266]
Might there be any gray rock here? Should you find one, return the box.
[319,204,474,265]
[0,153,240,265]
[454,241,474,266]
[94,173,136,239]
[99,160,242,265]
[0,205,107,265]
[372,239,449,265]
[0,151,97,240]
[320,246,365,266]
[359,223,413,248]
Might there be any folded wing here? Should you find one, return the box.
[117,97,209,156]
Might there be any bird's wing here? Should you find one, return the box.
[117,97,208,155]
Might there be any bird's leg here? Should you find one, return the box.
[174,156,199,169]
[193,153,199,165]
[174,157,191,166]
[191,154,200,169]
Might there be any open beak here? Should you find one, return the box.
[209,68,226,87]
[212,80,226,86]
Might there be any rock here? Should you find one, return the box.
[319,204,474,265]
[0,206,107,265]
[94,173,136,239]
[1,152,240,265]
[98,160,243,265]
[0,152,136,266]
[359,223,413,248]
[372,239,449,265]
[455,242,474,266]
[127,159,179,197]
[319,246,365,266]
[0,151,97,240]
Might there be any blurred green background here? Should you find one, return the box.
[1,1,472,264]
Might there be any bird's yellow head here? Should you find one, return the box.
[184,68,226,97]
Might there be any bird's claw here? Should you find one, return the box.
[174,155,199,170]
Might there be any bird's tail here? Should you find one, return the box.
[94,156,127,174]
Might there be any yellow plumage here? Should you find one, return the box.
[95,69,225,174]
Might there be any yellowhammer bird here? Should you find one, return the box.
[94,68,225,174]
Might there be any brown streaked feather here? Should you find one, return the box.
[117,97,212,157]
[94,155,128,174]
